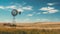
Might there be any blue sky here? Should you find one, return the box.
[0,0,60,23]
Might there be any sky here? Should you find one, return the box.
[0,0,60,23]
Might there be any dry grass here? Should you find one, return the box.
[0,22,60,34]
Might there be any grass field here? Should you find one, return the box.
[0,28,60,34]
[0,22,60,34]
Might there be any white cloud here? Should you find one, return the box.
[17,6,33,12]
[27,14,33,16]
[0,3,33,13]
[48,7,55,9]
[6,6,16,9]
[17,8,24,12]
[48,9,58,13]
[47,2,59,13]
[0,5,33,12]
[40,7,59,14]
[40,7,48,11]
[42,12,48,14]
[47,3,55,6]
[0,6,5,9]
[22,6,32,10]
[40,7,55,11]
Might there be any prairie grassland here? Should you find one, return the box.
[0,22,60,34]
[0,28,60,34]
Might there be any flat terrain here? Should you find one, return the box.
[0,22,60,34]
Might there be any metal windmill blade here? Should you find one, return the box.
[11,9,18,16]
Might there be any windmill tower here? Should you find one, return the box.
[11,9,21,26]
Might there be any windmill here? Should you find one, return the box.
[3,9,21,27]
[11,9,21,27]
